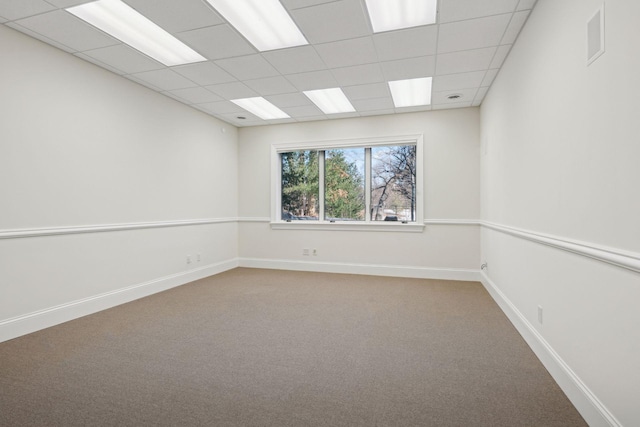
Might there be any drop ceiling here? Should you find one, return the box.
[0,0,537,127]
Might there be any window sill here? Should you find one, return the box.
[270,221,425,233]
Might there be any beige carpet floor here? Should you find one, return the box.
[0,268,586,426]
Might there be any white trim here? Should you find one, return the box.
[271,134,423,152]
[425,219,481,225]
[238,218,482,226]
[480,271,621,427]
[0,218,237,240]
[481,221,640,274]
[0,258,239,344]
[239,257,480,282]
[237,217,271,223]
[270,221,424,232]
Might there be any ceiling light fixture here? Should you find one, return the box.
[365,0,437,33]
[67,0,206,66]
[205,0,308,51]
[388,77,433,107]
[231,97,290,120]
[303,88,355,115]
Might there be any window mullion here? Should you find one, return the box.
[318,150,325,222]
[365,147,371,222]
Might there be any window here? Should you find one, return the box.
[273,135,423,231]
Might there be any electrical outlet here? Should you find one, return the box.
[187,255,192,264]
[312,248,317,256]
[537,305,543,324]
[302,248,309,256]
[197,253,201,262]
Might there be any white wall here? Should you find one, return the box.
[238,109,480,279]
[0,25,239,341]
[480,0,640,425]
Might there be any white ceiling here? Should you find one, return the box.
[1,0,537,127]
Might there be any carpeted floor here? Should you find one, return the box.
[0,268,586,426]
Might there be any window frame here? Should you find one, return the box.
[271,134,424,232]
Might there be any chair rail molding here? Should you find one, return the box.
[0,218,238,240]
[481,221,640,274]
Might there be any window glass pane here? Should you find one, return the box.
[281,150,319,220]
[371,145,417,222]
[325,148,365,221]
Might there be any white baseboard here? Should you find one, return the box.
[480,271,621,427]
[239,257,481,282]
[0,258,239,344]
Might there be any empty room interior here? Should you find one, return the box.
[1,0,638,425]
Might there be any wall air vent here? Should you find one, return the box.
[587,4,605,65]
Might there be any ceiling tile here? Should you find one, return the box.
[373,26,438,61]
[436,47,497,75]
[81,44,163,74]
[315,37,377,69]
[352,97,394,112]
[41,0,88,7]
[46,0,88,8]
[431,88,478,105]
[216,112,262,125]
[281,0,336,10]
[359,109,395,117]
[439,0,518,23]
[166,87,222,104]
[343,82,390,101]
[291,0,371,44]
[125,0,223,33]
[14,10,119,52]
[244,76,297,96]
[433,102,473,110]
[177,25,256,61]
[481,69,500,86]
[125,74,162,91]
[380,56,436,81]
[295,115,328,123]
[517,0,537,11]
[262,46,327,75]
[285,70,338,91]
[74,52,126,75]
[331,63,384,87]
[130,69,198,91]
[432,71,486,92]
[205,82,258,100]
[215,54,280,81]
[197,101,245,115]
[324,112,361,119]
[264,93,313,108]
[6,21,76,53]
[501,10,530,44]
[474,86,489,103]
[0,0,55,21]
[438,14,512,53]
[394,105,432,113]
[490,44,512,68]
[281,105,324,118]
[172,62,236,86]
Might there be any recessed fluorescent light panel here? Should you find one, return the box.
[365,0,437,33]
[205,0,308,51]
[231,97,290,120]
[67,0,205,66]
[389,77,433,107]
[303,88,355,115]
